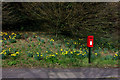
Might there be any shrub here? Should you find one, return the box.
[34,52,42,60]
[24,34,28,38]
[37,37,41,41]
[16,34,21,39]
[27,51,33,57]
[8,61,17,66]
[104,55,113,60]
[9,39,16,43]
[0,54,6,59]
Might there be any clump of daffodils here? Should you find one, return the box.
[11,51,19,59]
[50,39,54,42]
[11,51,19,56]
[0,50,7,59]
[33,52,43,60]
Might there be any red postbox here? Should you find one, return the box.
[87,36,94,47]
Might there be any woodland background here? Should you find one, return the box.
[2,2,119,47]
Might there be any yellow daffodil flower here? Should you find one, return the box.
[71,52,73,54]
[4,52,7,55]
[37,52,39,54]
[115,54,118,56]
[12,33,14,35]
[11,54,16,56]
[9,48,11,51]
[16,52,19,54]
[95,53,97,55]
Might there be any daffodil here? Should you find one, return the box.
[12,33,14,35]
[12,37,15,39]
[0,40,3,43]
[9,36,11,39]
[50,39,54,41]
[80,51,82,53]
[5,33,8,35]
[62,52,64,55]
[115,54,118,56]
[33,33,36,34]
[52,55,55,56]
[66,51,68,53]
[74,42,77,44]
[3,50,6,52]
[95,53,97,55]
[9,48,11,51]
[16,52,19,54]
[79,52,82,54]
[70,51,73,54]
[74,50,76,52]
[82,54,84,56]
[4,52,7,55]
[11,54,16,56]
[37,52,39,54]
[67,42,69,44]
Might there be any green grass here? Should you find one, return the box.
[0,31,119,68]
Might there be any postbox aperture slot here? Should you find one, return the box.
[90,37,93,39]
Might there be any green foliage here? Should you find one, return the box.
[32,35,35,38]
[45,56,58,64]
[27,51,33,57]
[9,39,16,43]
[104,55,113,60]
[16,34,21,39]
[6,50,10,55]
[34,52,42,60]
[24,34,28,38]
[31,42,35,47]
[37,37,41,41]
[8,61,17,66]
[41,39,45,44]
[1,32,119,68]
[0,54,6,59]
[50,41,53,45]
[57,44,61,47]
[4,40,7,45]
[28,37,32,41]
